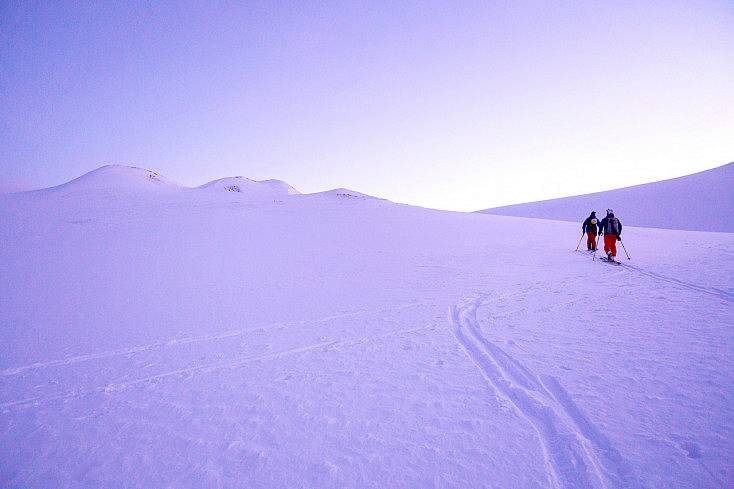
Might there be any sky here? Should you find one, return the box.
[1,0,733,210]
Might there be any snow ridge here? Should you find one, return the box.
[478,162,734,232]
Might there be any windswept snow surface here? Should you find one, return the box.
[478,162,734,232]
[1,169,733,488]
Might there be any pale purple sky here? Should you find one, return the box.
[2,1,733,210]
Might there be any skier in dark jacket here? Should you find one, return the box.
[598,209,622,261]
[581,211,600,251]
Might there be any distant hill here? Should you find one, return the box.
[478,162,733,232]
[42,165,183,195]
[27,165,383,203]
[198,176,301,197]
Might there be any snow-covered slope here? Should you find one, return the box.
[478,162,734,232]
[43,165,183,194]
[1,167,732,488]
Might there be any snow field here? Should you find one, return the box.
[1,168,733,488]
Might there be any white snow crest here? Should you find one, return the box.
[198,176,301,197]
[46,165,182,194]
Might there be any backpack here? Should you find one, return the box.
[606,217,620,235]
[586,217,598,231]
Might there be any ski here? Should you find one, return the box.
[599,257,622,265]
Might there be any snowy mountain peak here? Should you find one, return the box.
[198,176,301,196]
[47,165,182,194]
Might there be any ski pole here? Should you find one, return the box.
[593,234,601,260]
[575,234,584,251]
[619,237,631,260]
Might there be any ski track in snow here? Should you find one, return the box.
[448,292,644,489]
[0,301,427,378]
[622,264,734,302]
[575,249,734,302]
[0,302,431,411]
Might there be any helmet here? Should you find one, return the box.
[606,209,613,215]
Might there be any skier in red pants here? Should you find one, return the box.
[581,211,600,251]
[599,209,622,261]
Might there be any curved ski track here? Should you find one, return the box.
[448,294,644,489]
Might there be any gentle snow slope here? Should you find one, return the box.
[1,167,732,489]
[478,162,734,232]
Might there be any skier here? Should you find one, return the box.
[599,209,622,261]
[581,211,600,251]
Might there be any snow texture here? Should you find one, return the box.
[478,162,733,232]
[1,165,732,488]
